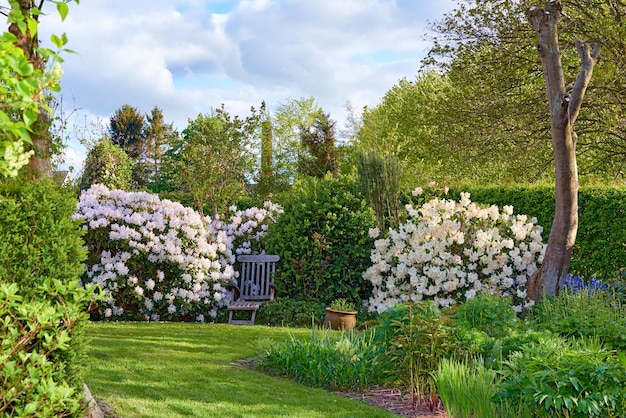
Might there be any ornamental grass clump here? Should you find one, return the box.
[259,328,389,391]
[365,191,546,313]
[74,185,233,322]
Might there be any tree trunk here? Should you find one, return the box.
[525,1,600,301]
[9,0,53,180]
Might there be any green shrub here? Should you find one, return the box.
[255,298,326,327]
[265,174,376,305]
[0,281,94,418]
[79,137,133,191]
[494,336,626,417]
[452,293,519,338]
[530,289,626,349]
[383,301,452,400]
[447,185,626,280]
[0,180,93,417]
[259,328,389,391]
[0,180,86,294]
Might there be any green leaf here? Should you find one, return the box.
[56,1,69,21]
[23,109,38,127]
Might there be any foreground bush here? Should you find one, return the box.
[1,282,93,418]
[494,336,626,417]
[75,185,233,322]
[365,191,545,313]
[0,180,93,417]
[265,175,376,305]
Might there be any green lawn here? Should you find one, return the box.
[84,322,399,418]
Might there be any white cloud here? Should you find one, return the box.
[40,0,457,171]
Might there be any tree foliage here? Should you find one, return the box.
[169,105,261,217]
[0,0,75,178]
[80,136,133,191]
[422,0,626,182]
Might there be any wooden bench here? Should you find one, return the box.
[228,254,279,325]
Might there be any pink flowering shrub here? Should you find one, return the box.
[74,185,234,322]
[365,191,546,313]
[211,202,284,255]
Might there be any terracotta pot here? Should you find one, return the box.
[324,307,357,331]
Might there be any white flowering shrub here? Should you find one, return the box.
[365,191,546,313]
[211,202,284,255]
[74,185,234,322]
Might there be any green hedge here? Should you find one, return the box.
[447,185,626,280]
[0,180,92,417]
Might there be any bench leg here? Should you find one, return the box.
[228,310,234,324]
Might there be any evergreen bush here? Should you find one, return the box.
[0,180,93,417]
[265,175,376,305]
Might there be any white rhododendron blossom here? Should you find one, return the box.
[210,201,283,256]
[74,185,233,322]
[364,192,546,313]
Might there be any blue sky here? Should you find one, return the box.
[38,0,457,173]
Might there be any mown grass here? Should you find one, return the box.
[84,322,398,418]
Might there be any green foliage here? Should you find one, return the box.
[265,174,376,304]
[424,0,626,182]
[79,137,133,190]
[384,301,451,401]
[0,0,76,177]
[494,336,626,417]
[448,184,626,281]
[357,150,402,230]
[329,298,356,312]
[108,104,146,159]
[255,297,326,327]
[298,111,338,178]
[259,328,389,391]
[0,281,94,418]
[0,179,93,417]
[0,180,86,292]
[169,105,261,216]
[435,358,500,418]
[530,289,626,349]
[452,293,518,338]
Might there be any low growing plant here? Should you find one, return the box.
[255,297,326,327]
[452,293,519,338]
[259,328,389,391]
[384,301,451,403]
[530,289,626,349]
[494,335,626,417]
[329,298,357,312]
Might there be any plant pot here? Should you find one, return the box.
[324,307,357,331]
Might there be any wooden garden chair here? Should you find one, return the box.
[227,254,279,325]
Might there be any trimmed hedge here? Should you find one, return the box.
[447,185,626,280]
[0,180,92,417]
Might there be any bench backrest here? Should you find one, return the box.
[236,254,279,301]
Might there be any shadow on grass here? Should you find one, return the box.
[84,322,397,418]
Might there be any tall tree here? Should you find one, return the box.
[298,111,338,178]
[271,97,322,185]
[424,0,626,182]
[174,105,260,217]
[525,1,600,299]
[109,104,146,187]
[256,105,275,197]
[109,104,145,159]
[1,0,77,179]
[144,106,177,188]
